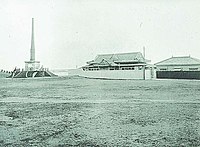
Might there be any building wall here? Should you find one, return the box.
[156,65,200,71]
[156,64,200,79]
[156,71,200,79]
[68,68,155,80]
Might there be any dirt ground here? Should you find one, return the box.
[0,77,200,146]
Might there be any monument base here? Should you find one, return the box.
[25,61,40,71]
[7,70,57,78]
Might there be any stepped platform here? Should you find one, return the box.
[7,70,57,78]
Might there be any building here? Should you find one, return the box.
[155,56,200,79]
[68,52,156,80]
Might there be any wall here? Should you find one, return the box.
[0,72,10,78]
[156,71,200,79]
[69,68,155,80]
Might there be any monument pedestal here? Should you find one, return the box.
[25,61,40,71]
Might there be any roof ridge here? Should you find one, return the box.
[155,57,173,65]
[97,52,140,56]
[172,56,190,58]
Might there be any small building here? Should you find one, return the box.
[155,56,200,79]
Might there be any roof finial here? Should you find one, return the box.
[143,46,145,59]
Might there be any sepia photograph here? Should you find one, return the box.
[0,0,200,146]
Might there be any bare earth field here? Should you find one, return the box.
[0,77,200,146]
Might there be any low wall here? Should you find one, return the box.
[0,71,11,78]
[69,68,155,80]
[156,71,200,80]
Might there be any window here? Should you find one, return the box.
[189,68,198,71]
[115,67,119,70]
[173,68,182,71]
[138,66,143,70]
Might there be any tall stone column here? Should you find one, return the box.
[25,18,40,72]
[30,18,35,61]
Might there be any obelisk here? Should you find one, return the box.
[30,18,35,61]
[25,18,40,71]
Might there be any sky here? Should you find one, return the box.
[0,0,200,71]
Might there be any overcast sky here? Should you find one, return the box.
[0,0,200,70]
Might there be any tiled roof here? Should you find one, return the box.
[155,56,200,66]
[91,52,145,64]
